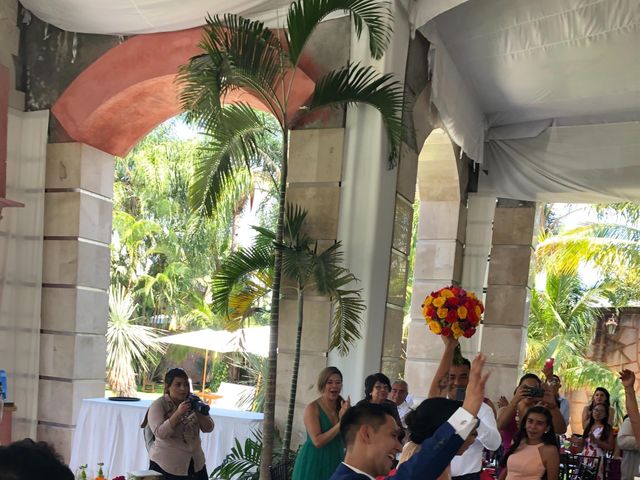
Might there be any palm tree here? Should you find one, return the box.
[525,272,624,424]
[178,2,402,474]
[212,204,365,459]
[106,286,166,396]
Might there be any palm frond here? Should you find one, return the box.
[329,286,366,354]
[189,104,272,215]
[178,14,286,128]
[536,223,640,275]
[212,245,274,319]
[106,286,166,396]
[283,203,309,245]
[286,0,392,65]
[306,63,404,166]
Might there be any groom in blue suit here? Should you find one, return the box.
[330,354,489,480]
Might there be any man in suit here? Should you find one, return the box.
[330,353,489,480]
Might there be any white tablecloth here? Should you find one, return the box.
[69,398,263,477]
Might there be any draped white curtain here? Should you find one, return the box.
[0,109,48,441]
[480,121,640,203]
[20,0,296,34]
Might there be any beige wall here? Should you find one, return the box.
[0,0,22,109]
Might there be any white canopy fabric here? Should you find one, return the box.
[19,0,295,34]
[416,0,640,202]
[157,326,269,357]
[19,0,640,202]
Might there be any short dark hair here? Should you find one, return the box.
[364,372,391,400]
[518,373,541,386]
[452,357,471,369]
[405,398,462,444]
[0,438,74,480]
[164,367,190,394]
[340,402,397,446]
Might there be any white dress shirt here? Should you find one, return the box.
[397,401,413,428]
[450,402,501,476]
[558,396,570,425]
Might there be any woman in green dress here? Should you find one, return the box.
[292,366,350,480]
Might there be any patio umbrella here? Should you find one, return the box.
[156,326,269,392]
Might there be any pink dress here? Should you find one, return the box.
[506,443,545,480]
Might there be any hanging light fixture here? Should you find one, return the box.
[605,314,619,336]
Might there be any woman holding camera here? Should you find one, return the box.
[497,374,567,453]
[147,368,214,479]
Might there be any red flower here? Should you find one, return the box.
[427,306,436,318]
[441,326,452,337]
[447,296,460,307]
[446,309,458,323]
[463,328,475,338]
[451,286,461,296]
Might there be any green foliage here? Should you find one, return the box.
[209,360,229,393]
[106,286,166,397]
[525,272,625,424]
[179,0,401,473]
[212,204,366,353]
[111,116,280,332]
[211,430,297,480]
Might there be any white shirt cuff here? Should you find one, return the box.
[447,407,477,440]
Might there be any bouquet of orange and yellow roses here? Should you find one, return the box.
[422,286,484,339]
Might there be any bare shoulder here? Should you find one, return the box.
[304,399,319,416]
[539,444,559,460]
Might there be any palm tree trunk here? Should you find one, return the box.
[282,283,304,461]
[259,130,289,480]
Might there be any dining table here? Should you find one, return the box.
[69,397,263,477]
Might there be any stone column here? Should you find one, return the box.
[460,195,496,355]
[276,128,344,446]
[480,198,538,400]
[404,130,468,403]
[380,143,418,381]
[37,143,114,460]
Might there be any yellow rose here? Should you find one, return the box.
[440,288,454,298]
[457,306,468,319]
[451,323,463,339]
[433,297,446,308]
[424,296,433,307]
[428,321,442,334]
[437,307,448,319]
[475,305,482,317]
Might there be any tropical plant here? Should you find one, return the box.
[178,1,402,474]
[212,204,365,458]
[211,430,297,480]
[536,203,640,281]
[106,286,166,396]
[524,272,624,424]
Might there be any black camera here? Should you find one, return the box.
[188,394,211,415]
[523,386,545,398]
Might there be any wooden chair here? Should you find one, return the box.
[142,375,156,393]
[196,391,223,406]
[269,460,289,480]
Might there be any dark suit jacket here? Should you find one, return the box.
[329,421,463,480]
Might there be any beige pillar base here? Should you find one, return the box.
[38,143,114,460]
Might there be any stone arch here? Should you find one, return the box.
[51,27,316,157]
[39,25,317,459]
